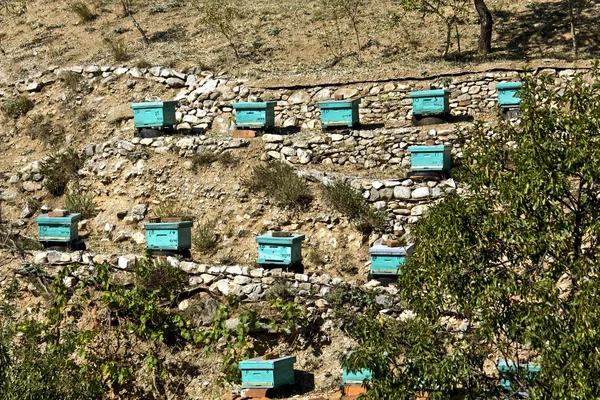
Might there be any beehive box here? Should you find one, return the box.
[369,243,414,276]
[233,101,276,129]
[410,89,451,116]
[144,221,193,251]
[256,233,305,266]
[239,356,296,389]
[498,360,540,389]
[409,145,452,172]
[496,82,523,109]
[131,101,178,129]
[318,99,361,128]
[36,213,81,244]
[342,368,373,386]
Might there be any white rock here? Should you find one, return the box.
[411,187,430,199]
[117,255,136,270]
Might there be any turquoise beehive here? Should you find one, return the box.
[318,98,361,128]
[496,82,522,109]
[410,89,450,116]
[233,102,276,129]
[498,360,540,389]
[239,356,296,389]
[369,243,414,277]
[144,221,193,252]
[342,368,372,386]
[131,101,178,129]
[409,145,452,172]
[36,213,81,245]
[256,233,305,266]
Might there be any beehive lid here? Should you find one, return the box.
[35,213,81,224]
[131,101,178,109]
[318,98,361,108]
[408,145,451,153]
[233,101,276,109]
[239,355,297,370]
[409,89,450,98]
[496,82,523,90]
[256,233,305,245]
[369,243,414,256]
[144,221,193,230]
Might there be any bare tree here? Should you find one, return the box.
[120,0,149,47]
[474,0,492,56]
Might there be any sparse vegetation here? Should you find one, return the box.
[191,151,239,172]
[24,114,65,147]
[58,70,90,94]
[244,161,313,210]
[2,95,33,119]
[196,0,242,58]
[321,180,386,233]
[193,220,218,254]
[104,37,130,61]
[151,199,179,220]
[64,183,97,218]
[39,148,83,196]
[68,1,96,22]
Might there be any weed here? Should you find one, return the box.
[104,38,130,61]
[148,5,165,13]
[151,200,179,220]
[69,1,96,22]
[24,115,65,147]
[114,26,129,34]
[193,220,218,254]
[64,184,97,218]
[136,258,187,295]
[75,108,94,130]
[39,148,83,196]
[191,151,239,172]
[59,71,90,94]
[135,58,151,68]
[265,278,293,301]
[321,180,386,233]
[307,249,326,266]
[2,95,33,119]
[244,161,313,210]
[267,27,281,37]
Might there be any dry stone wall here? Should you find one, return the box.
[6,64,586,133]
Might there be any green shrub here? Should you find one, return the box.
[69,1,96,22]
[39,148,83,196]
[64,184,96,218]
[244,161,312,209]
[24,115,65,147]
[321,180,386,233]
[151,200,178,220]
[193,220,218,254]
[104,38,130,61]
[2,95,33,119]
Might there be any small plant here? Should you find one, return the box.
[104,38,130,61]
[321,180,386,233]
[266,26,281,37]
[265,278,292,302]
[135,58,151,68]
[151,200,179,220]
[75,108,94,130]
[193,220,218,254]
[64,184,97,218]
[148,5,165,13]
[2,95,33,119]
[39,148,83,196]
[244,161,313,209]
[69,1,96,22]
[196,0,242,58]
[191,152,239,172]
[59,71,90,94]
[24,115,65,147]
[136,258,187,295]
[217,151,239,167]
